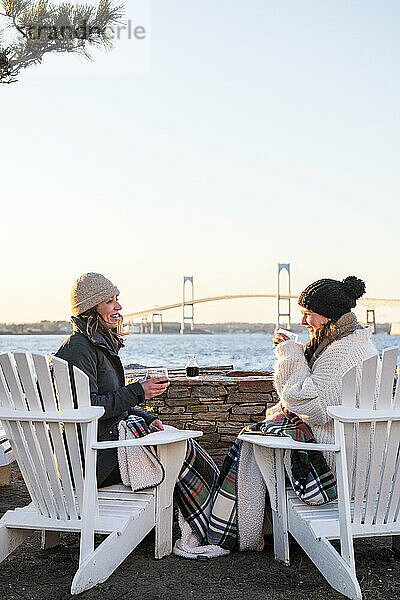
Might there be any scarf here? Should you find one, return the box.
[305,312,363,368]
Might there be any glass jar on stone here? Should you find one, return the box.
[185,355,200,378]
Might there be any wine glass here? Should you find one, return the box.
[145,367,169,383]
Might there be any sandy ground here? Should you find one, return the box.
[1,464,400,600]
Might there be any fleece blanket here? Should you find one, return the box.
[118,417,165,491]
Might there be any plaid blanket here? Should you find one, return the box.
[123,417,222,545]
[124,409,337,552]
[205,438,241,549]
[174,437,221,545]
[241,407,337,505]
[124,416,234,548]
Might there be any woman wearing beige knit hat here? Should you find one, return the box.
[56,272,168,487]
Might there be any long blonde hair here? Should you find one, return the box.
[78,307,124,352]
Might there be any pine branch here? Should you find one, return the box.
[0,0,125,84]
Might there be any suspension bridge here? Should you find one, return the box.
[124,265,400,334]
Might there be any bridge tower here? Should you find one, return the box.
[151,313,163,334]
[180,276,194,334]
[277,263,291,330]
[140,316,149,334]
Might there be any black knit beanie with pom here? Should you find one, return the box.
[298,276,366,321]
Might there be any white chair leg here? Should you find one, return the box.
[154,440,187,559]
[0,464,11,486]
[273,447,290,564]
[253,444,290,565]
[71,500,155,595]
[0,521,32,562]
[288,504,361,600]
[272,509,290,564]
[41,530,61,550]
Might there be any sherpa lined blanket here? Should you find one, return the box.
[118,417,165,491]
[118,411,337,556]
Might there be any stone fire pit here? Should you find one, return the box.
[144,371,278,465]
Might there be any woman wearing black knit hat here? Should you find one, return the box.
[271,275,377,475]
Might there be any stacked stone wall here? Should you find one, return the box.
[145,376,278,465]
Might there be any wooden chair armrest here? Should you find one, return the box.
[92,426,203,450]
[239,433,339,452]
[328,406,400,423]
[0,406,104,423]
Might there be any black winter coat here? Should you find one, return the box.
[55,317,155,485]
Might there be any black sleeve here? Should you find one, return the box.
[56,341,145,421]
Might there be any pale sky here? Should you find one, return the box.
[1,0,399,325]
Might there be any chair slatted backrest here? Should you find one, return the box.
[0,352,91,521]
[342,347,400,527]
[341,360,358,493]
[71,364,91,451]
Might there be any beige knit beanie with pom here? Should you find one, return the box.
[71,273,120,317]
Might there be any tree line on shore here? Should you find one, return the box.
[0,320,392,335]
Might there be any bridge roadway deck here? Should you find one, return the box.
[125,294,400,319]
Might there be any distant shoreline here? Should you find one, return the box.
[0,332,68,336]
[0,321,394,336]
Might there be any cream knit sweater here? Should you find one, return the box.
[272,323,377,471]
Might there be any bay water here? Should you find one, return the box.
[0,333,399,370]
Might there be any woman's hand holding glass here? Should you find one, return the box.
[273,328,299,348]
[141,368,169,399]
[141,377,169,398]
[272,332,290,348]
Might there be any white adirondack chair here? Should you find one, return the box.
[0,352,202,594]
[239,347,400,600]
[0,425,14,485]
